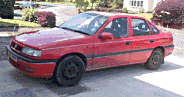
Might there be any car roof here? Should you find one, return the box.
[85,11,139,17]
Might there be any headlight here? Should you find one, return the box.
[9,38,13,45]
[22,46,42,57]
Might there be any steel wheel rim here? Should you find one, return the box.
[152,52,160,66]
[64,62,78,79]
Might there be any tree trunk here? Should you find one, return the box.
[91,3,93,9]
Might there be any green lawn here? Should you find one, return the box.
[136,13,153,20]
[35,1,74,5]
[0,19,41,27]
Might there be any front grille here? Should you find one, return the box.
[12,42,23,51]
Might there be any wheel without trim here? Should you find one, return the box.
[54,55,85,86]
[144,48,164,70]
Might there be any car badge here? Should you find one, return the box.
[14,44,17,48]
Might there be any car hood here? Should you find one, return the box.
[15,28,88,49]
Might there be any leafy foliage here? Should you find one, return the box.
[95,7,123,13]
[122,7,128,13]
[90,0,96,9]
[139,8,144,13]
[22,7,39,23]
[73,0,89,8]
[151,0,184,26]
[110,0,122,9]
[35,11,56,27]
[0,0,15,19]
[96,0,110,8]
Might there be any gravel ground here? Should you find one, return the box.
[0,37,11,61]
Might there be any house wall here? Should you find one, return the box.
[148,0,154,12]
[123,0,161,12]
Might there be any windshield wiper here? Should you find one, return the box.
[61,27,90,35]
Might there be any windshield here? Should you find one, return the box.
[60,13,109,35]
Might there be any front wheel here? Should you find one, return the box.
[144,48,164,70]
[54,55,85,86]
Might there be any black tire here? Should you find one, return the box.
[54,55,85,86]
[144,48,164,70]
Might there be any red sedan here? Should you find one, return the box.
[6,11,174,86]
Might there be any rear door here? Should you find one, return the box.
[93,17,132,68]
[128,18,156,64]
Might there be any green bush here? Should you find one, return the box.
[22,7,39,23]
[96,0,110,8]
[122,7,128,13]
[139,8,144,13]
[110,0,122,9]
[0,0,15,19]
[80,7,87,12]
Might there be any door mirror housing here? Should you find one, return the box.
[100,32,113,40]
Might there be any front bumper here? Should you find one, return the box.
[6,45,57,78]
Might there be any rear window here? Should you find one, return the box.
[149,23,160,35]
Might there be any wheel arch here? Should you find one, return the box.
[55,52,88,69]
[154,46,165,56]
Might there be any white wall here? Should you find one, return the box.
[123,0,160,12]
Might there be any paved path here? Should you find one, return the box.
[0,54,183,97]
[14,3,77,26]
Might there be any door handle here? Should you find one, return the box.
[150,39,154,43]
[125,41,130,45]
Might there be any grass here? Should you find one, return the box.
[0,19,41,27]
[35,1,74,5]
[136,13,153,20]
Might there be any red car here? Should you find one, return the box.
[6,11,174,86]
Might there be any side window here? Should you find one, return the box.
[102,18,129,38]
[149,23,160,35]
[131,18,152,37]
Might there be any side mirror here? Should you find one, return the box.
[100,32,113,40]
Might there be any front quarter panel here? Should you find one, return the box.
[41,37,94,64]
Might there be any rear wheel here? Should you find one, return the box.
[54,55,85,86]
[144,48,164,70]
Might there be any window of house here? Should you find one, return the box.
[134,0,137,6]
[137,1,140,6]
[129,0,143,7]
[140,1,143,6]
[131,18,152,37]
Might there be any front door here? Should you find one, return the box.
[93,18,132,68]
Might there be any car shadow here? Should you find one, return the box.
[7,60,184,96]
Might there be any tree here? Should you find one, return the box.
[110,0,122,9]
[0,0,15,19]
[90,0,96,9]
[73,0,89,13]
[151,0,184,26]
[96,0,110,8]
